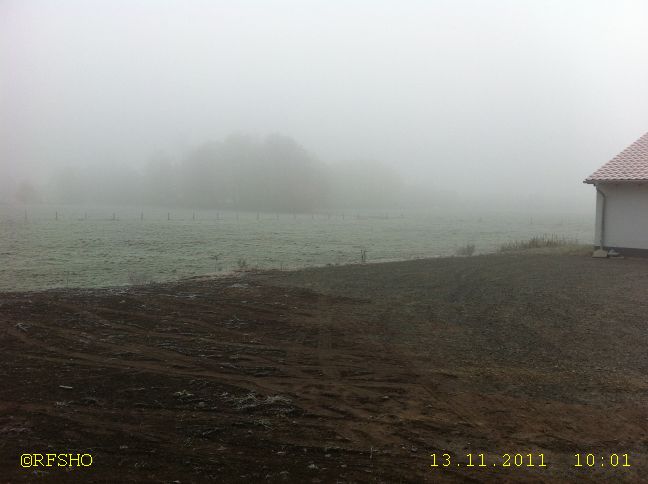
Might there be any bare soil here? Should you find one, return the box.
[2,252,648,483]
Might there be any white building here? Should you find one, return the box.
[584,132,648,255]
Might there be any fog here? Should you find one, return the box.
[2,0,648,212]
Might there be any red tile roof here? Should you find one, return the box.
[584,131,648,183]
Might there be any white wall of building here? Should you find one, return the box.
[595,183,648,249]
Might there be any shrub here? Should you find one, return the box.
[127,271,154,286]
[499,234,577,252]
[455,243,476,257]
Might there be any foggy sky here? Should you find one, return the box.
[2,0,648,211]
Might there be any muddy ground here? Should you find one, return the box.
[2,252,648,483]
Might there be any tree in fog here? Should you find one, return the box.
[219,133,258,206]
[41,133,404,210]
[181,142,222,208]
[327,160,403,209]
[90,163,143,205]
[234,134,328,211]
[144,154,180,207]
[177,134,328,212]
[262,134,328,211]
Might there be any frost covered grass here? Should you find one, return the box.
[0,205,593,291]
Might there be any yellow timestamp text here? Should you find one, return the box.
[574,453,630,468]
[430,452,633,471]
[430,452,547,468]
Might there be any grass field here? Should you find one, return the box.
[1,205,592,291]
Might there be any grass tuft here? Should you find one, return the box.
[498,234,588,255]
[455,243,476,257]
[127,271,154,286]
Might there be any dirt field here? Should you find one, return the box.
[2,252,648,483]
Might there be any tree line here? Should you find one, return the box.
[16,134,404,211]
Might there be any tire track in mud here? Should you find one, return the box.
[3,294,402,436]
[361,258,551,452]
[316,318,339,380]
[3,299,439,458]
[0,276,552,458]
[281,296,443,449]
[7,297,320,368]
[301,290,531,453]
[2,321,321,399]
[366,305,492,447]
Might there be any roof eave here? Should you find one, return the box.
[584,178,648,184]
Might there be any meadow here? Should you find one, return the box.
[0,204,593,291]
